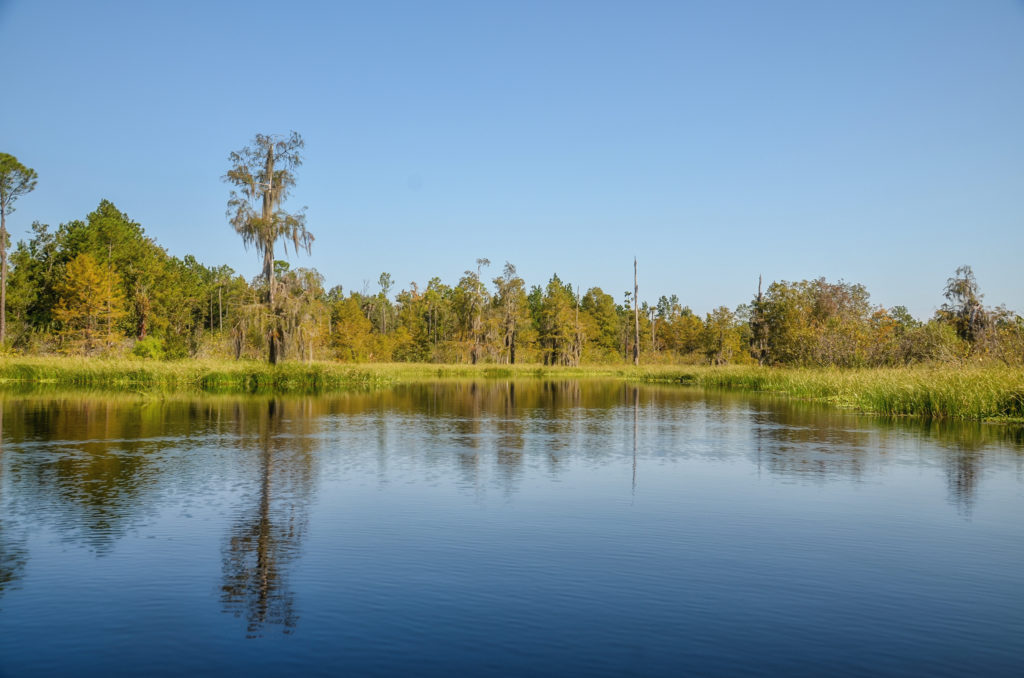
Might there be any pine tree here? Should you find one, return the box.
[54,253,126,354]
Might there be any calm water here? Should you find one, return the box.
[0,381,1022,677]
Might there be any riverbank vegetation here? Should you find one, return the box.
[3,197,1022,371]
[3,139,1022,371]
[0,357,1021,422]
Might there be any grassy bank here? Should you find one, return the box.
[664,365,1024,421]
[0,356,1021,421]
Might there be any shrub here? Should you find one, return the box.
[131,337,165,360]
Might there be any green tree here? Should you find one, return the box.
[759,278,873,366]
[456,258,491,363]
[651,296,702,359]
[493,262,529,364]
[161,254,214,357]
[54,253,125,354]
[702,306,743,365]
[274,267,327,362]
[424,277,458,360]
[749,277,769,364]
[7,204,171,349]
[0,154,38,344]
[988,308,1024,366]
[940,265,987,344]
[580,287,619,359]
[7,221,59,339]
[331,295,374,361]
[898,320,967,364]
[71,201,169,340]
[11,202,171,342]
[539,274,582,366]
[376,272,393,335]
[393,283,431,362]
[224,131,312,363]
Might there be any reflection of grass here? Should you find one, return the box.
[0,357,1022,421]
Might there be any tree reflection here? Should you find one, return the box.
[0,522,27,609]
[0,381,1019,620]
[945,449,981,516]
[749,404,870,482]
[916,420,1011,516]
[0,540,25,606]
[0,395,178,553]
[220,399,315,637]
[632,385,638,494]
[495,382,526,491]
[0,403,28,607]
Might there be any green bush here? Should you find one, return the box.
[899,321,967,364]
[131,337,166,360]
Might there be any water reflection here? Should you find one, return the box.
[0,382,1022,676]
[0,385,1019,522]
[737,394,1024,512]
[911,419,1024,513]
[0,382,1021,622]
[752,410,871,481]
[220,399,316,637]
[0,406,28,607]
[944,450,981,515]
[632,385,638,495]
[0,526,27,608]
[0,394,175,552]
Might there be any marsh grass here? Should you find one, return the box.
[0,356,1021,421]
[662,365,1024,421]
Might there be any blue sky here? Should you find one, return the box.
[1,0,1022,318]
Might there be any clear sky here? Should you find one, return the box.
[1,0,1021,318]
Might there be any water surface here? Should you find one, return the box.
[0,382,1022,676]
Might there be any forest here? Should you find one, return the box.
[1,144,1021,368]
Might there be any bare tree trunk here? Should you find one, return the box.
[651,310,656,353]
[219,287,223,332]
[633,257,639,366]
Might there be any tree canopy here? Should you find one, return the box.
[224,132,313,363]
[0,153,39,344]
[1,141,1020,367]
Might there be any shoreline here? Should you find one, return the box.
[0,357,1021,422]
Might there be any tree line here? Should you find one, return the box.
[1,141,1021,366]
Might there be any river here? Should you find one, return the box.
[0,381,1021,676]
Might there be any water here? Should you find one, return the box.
[0,381,1021,677]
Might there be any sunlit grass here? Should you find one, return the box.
[0,356,1021,421]
[659,365,1024,421]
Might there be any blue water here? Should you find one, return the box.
[0,382,1021,676]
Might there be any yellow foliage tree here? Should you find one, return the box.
[54,253,126,354]
[331,295,374,361]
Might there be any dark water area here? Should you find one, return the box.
[0,381,1022,677]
